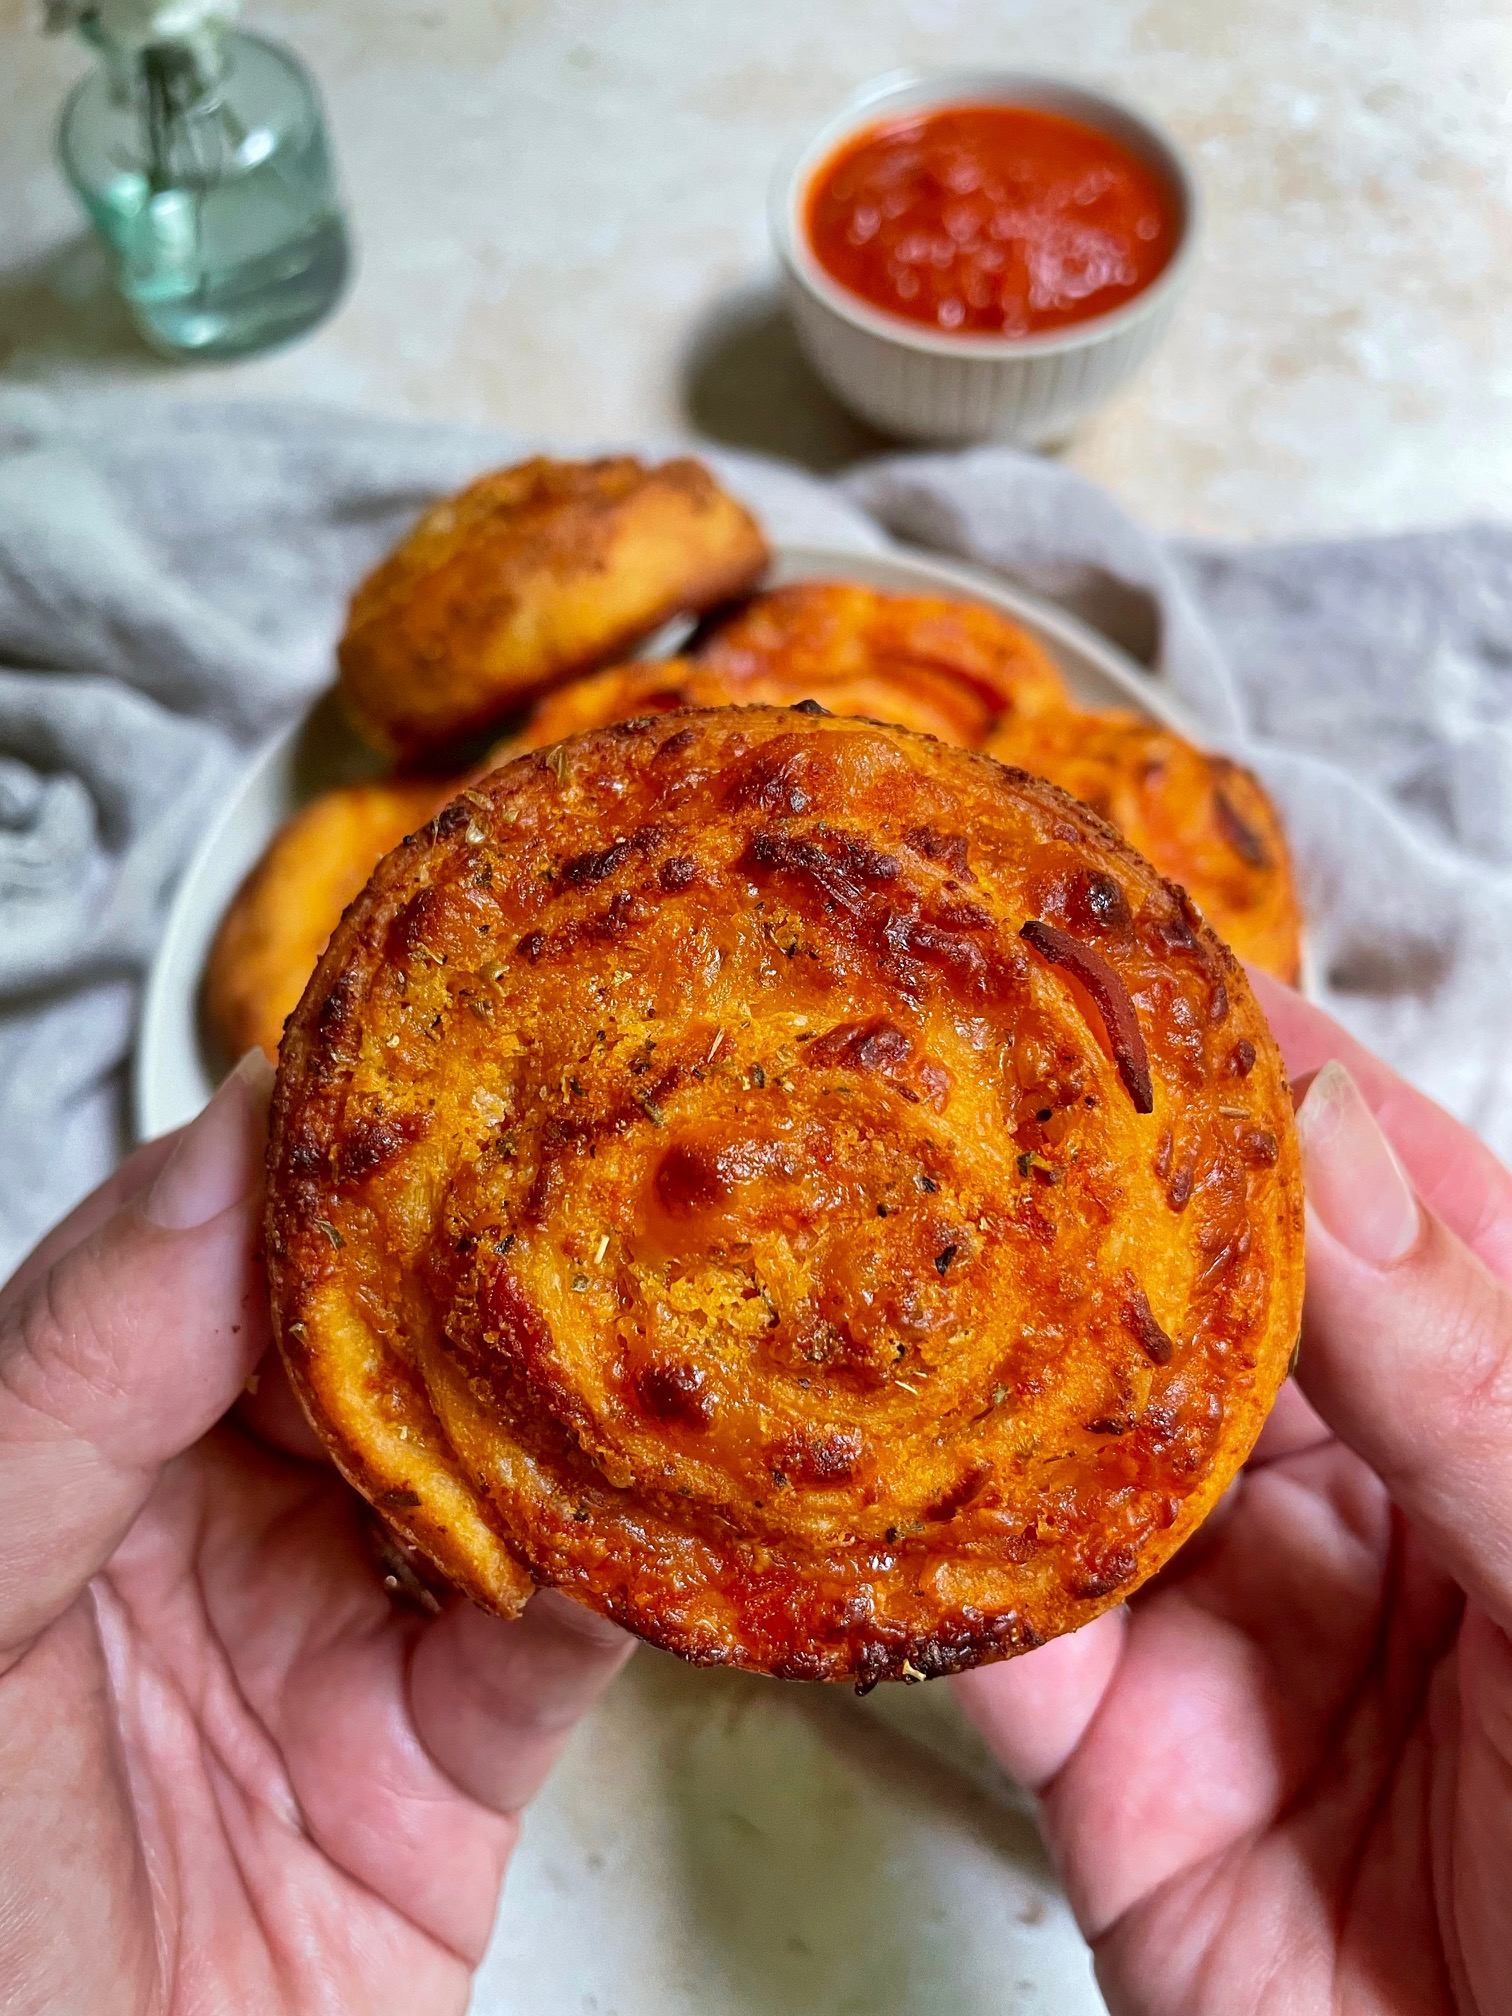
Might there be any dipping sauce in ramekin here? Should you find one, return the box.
[773,71,1197,444]
[806,103,1179,340]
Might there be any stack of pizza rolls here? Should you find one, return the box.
[205,455,1302,1065]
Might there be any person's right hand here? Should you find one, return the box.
[0,1055,631,2016]
[956,976,1512,2016]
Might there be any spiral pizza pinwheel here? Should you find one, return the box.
[338,456,769,759]
[265,706,1303,1685]
[205,776,450,1062]
[690,580,1070,743]
[986,708,1302,983]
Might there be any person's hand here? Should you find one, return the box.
[0,1054,632,2016]
[955,974,1512,2015]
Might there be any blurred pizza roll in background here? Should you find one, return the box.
[204,775,447,1062]
[688,581,1070,745]
[986,708,1302,983]
[338,455,769,760]
[496,640,1035,754]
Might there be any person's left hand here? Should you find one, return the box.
[0,1052,632,2016]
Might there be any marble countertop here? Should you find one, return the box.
[4,0,1512,540]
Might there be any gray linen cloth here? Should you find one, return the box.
[0,388,1508,1273]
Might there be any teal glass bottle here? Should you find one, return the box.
[55,7,350,360]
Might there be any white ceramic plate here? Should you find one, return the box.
[134,538,1195,1140]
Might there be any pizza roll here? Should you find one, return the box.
[204,776,447,1063]
[267,706,1302,1686]
[338,456,769,759]
[987,708,1302,983]
[688,581,1070,745]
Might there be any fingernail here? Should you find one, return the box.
[1295,1059,1420,1267]
[145,1050,275,1232]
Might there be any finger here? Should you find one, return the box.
[1453,1608,1512,2016]
[1247,1378,1333,1466]
[234,1343,329,1464]
[1251,969,1512,1281]
[1137,1389,1335,1595]
[408,1587,634,1815]
[951,1606,1126,1792]
[0,1051,273,1671]
[255,1582,631,1968]
[1296,1060,1512,1628]
[0,1133,179,1313]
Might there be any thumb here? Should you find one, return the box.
[0,1053,273,1672]
[1295,1060,1512,1629]
[409,1589,635,1819]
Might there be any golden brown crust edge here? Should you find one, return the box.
[266,706,1303,1685]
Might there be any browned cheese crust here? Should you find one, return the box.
[986,709,1303,984]
[337,456,770,760]
[265,707,1304,1686]
[690,582,1070,744]
[205,776,448,1062]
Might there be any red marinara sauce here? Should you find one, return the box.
[805,103,1178,338]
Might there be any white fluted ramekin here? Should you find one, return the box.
[771,69,1200,448]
